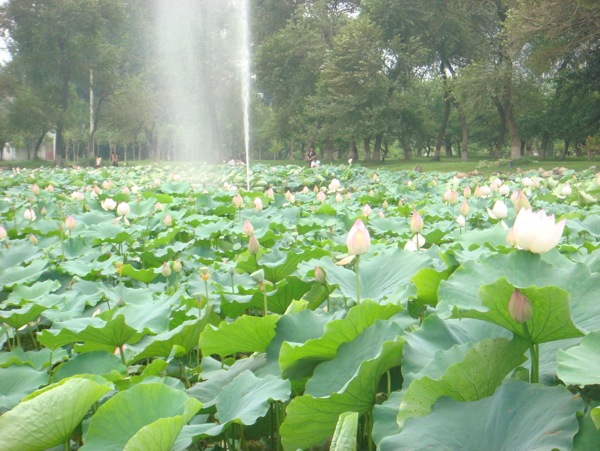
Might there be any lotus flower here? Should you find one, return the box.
[164,213,172,227]
[161,261,171,277]
[242,219,254,236]
[487,200,508,220]
[117,202,130,217]
[499,184,510,196]
[248,234,260,255]
[456,215,466,227]
[347,219,370,256]
[314,266,326,284]
[23,208,36,221]
[522,177,533,187]
[65,215,76,231]
[101,198,117,211]
[329,178,341,191]
[511,208,566,253]
[443,190,459,204]
[32,184,40,195]
[0,225,6,241]
[561,183,572,196]
[316,191,326,203]
[460,200,470,216]
[410,211,424,234]
[266,187,274,199]
[29,234,37,245]
[508,288,533,323]
[232,194,243,208]
[463,186,472,198]
[362,204,372,217]
[254,197,263,211]
[511,190,531,213]
[172,259,182,273]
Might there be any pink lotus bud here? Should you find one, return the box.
[473,186,482,198]
[463,186,472,198]
[335,193,343,203]
[32,184,40,195]
[232,194,243,208]
[93,185,101,194]
[266,187,274,199]
[161,261,171,277]
[316,191,326,203]
[522,177,533,187]
[254,197,263,211]
[372,173,379,181]
[29,234,38,245]
[302,186,309,194]
[561,183,572,196]
[65,215,76,231]
[155,202,163,211]
[329,178,341,191]
[313,186,319,193]
[23,208,36,221]
[508,288,533,323]
[410,211,424,234]
[164,213,172,227]
[40,207,47,217]
[346,219,370,256]
[460,200,470,216]
[314,266,326,284]
[512,208,565,253]
[0,225,6,240]
[242,219,254,236]
[378,210,385,218]
[488,200,508,220]
[248,234,260,255]
[362,204,372,217]
[46,184,54,192]
[122,186,131,194]
[443,190,459,205]
[285,190,293,201]
[116,202,130,217]
[499,184,510,196]
[346,192,352,200]
[511,190,531,214]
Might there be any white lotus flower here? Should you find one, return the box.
[23,208,36,221]
[487,200,508,220]
[117,202,130,217]
[101,198,117,211]
[347,219,370,256]
[512,208,566,253]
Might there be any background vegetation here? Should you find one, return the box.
[0,0,598,164]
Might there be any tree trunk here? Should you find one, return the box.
[457,104,468,161]
[401,136,412,160]
[504,99,521,160]
[560,139,569,160]
[445,138,452,156]
[493,99,506,158]
[326,137,334,162]
[363,138,371,161]
[373,134,382,161]
[540,131,549,159]
[348,140,358,161]
[435,99,451,159]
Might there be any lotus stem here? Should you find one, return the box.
[387,369,391,396]
[263,289,268,317]
[355,255,361,305]
[28,325,38,351]
[522,323,539,384]
[118,344,126,367]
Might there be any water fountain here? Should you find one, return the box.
[153,0,251,188]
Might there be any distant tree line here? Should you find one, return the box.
[0,0,598,164]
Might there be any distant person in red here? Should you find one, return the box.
[306,147,316,168]
[111,151,118,167]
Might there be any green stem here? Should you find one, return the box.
[64,438,71,451]
[355,256,361,305]
[386,369,391,396]
[263,289,268,317]
[28,325,38,351]
[231,273,235,294]
[238,423,249,451]
[204,280,209,301]
[522,323,539,384]
[118,344,127,367]
[15,328,21,348]
[324,284,331,311]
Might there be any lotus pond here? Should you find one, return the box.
[0,162,599,450]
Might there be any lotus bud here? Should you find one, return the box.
[199,266,211,281]
[512,208,565,253]
[32,184,40,195]
[0,225,6,241]
[115,261,123,276]
[460,200,470,216]
[335,193,343,203]
[561,183,572,196]
[161,261,172,277]
[40,206,47,217]
[122,186,131,194]
[285,190,293,201]
[93,185,101,194]
[491,200,508,220]
[508,288,533,323]
[314,266,326,284]
[302,186,309,194]
[101,198,117,211]
[532,178,540,188]
[266,187,274,199]
[378,210,385,218]
[46,184,54,192]
[362,204,372,217]
[511,190,531,214]
[29,234,37,245]
[369,189,375,197]
[456,215,466,227]
[316,191,326,203]
[254,197,263,211]
[522,177,533,188]
[346,192,352,200]
[329,178,341,191]
[463,186,472,198]
[383,200,389,210]
[232,193,243,208]
[65,215,76,231]
[117,297,125,307]
[480,185,491,197]
[499,184,510,196]
[242,219,254,236]
[117,202,130,217]
[23,208,36,221]
[410,211,424,234]
[164,213,172,227]
[155,202,163,211]
[473,186,482,198]
[372,173,379,181]
[313,186,319,193]
[172,259,182,273]
[248,234,260,255]
[346,219,370,256]
[407,180,412,187]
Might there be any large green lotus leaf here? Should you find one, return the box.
[0,302,48,329]
[81,382,201,451]
[120,264,158,283]
[379,380,583,451]
[87,222,131,244]
[6,279,61,305]
[372,391,404,447]
[0,376,113,451]
[38,314,146,352]
[123,416,185,451]
[0,365,49,411]
[187,355,267,407]
[454,223,510,249]
[238,247,329,283]
[159,181,191,194]
[265,276,313,314]
[0,347,67,370]
[280,335,405,450]
[592,407,600,430]
[473,278,584,344]
[573,405,600,450]
[215,370,291,425]
[0,243,42,272]
[199,314,278,357]
[279,300,402,379]
[0,258,48,288]
[127,318,209,363]
[315,248,433,304]
[331,412,359,451]
[107,302,171,334]
[53,351,127,381]
[409,266,454,308]
[557,331,600,387]
[397,337,527,427]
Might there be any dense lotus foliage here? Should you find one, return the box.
[1,162,600,450]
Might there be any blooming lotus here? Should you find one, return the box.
[347,219,370,256]
[328,178,341,191]
[101,198,117,211]
[71,190,84,201]
[511,208,566,253]
[443,190,459,204]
